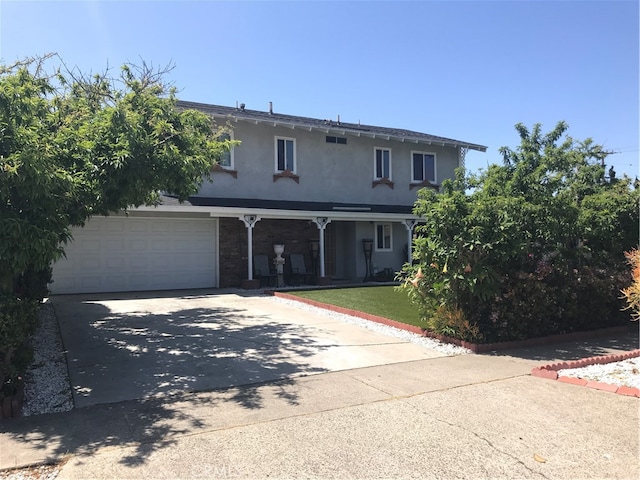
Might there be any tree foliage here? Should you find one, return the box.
[401,122,638,342]
[0,55,231,393]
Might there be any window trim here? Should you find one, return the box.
[375,222,393,252]
[373,147,392,181]
[274,136,297,173]
[411,150,437,184]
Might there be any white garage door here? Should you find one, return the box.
[50,216,218,294]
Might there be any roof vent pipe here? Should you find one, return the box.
[337,114,340,124]
[269,101,273,114]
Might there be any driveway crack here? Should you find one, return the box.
[439,417,550,479]
[401,399,550,480]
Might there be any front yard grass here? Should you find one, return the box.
[287,285,424,328]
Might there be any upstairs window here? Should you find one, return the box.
[326,135,347,144]
[374,147,392,180]
[218,132,234,168]
[412,152,436,183]
[375,223,392,251]
[275,137,296,172]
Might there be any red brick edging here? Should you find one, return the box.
[272,291,635,352]
[273,291,639,397]
[531,350,640,397]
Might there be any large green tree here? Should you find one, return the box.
[402,122,638,342]
[0,57,231,391]
[0,56,231,292]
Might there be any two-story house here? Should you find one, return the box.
[49,101,486,294]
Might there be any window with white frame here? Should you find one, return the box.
[375,223,392,251]
[275,137,296,172]
[374,147,391,180]
[411,151,436,183]
[218,132,234,168]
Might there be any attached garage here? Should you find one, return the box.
[50,215,218,294]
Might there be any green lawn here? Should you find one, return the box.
[287,286,424,327]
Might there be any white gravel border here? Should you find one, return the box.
[272,295,472,356]
[557,357,640,389]
[21,299,73,416]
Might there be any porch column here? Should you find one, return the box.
[240,215,261,280]
[312,217,331,278]
[402,219,418,264]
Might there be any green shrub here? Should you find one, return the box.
[426,305,482,343]
[401,122,638,343]
[469,262,630,343]
[621,249,640,320]
[0,294,39,398]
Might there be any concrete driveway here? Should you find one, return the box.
[4,295,637,479]
[52,289,443,408]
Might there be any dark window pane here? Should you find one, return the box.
[425,154,435,181]
[337,137,347,144]
[277,139,285,171]
[413,154,424,181]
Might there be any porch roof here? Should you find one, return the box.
[133,195,420,222]
[184,196,413,214]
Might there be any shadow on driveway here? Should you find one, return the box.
[53,293,333,408]
[2,291,338,468]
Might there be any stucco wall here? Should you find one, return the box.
[350,221,408,279]
[199,121,460,205]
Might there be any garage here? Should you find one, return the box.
[50,215,218,294]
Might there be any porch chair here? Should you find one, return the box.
[289,253,313,286]
[253,255,277,287]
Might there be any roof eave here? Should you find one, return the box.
[177,100,487,152]
[211,113,487,151]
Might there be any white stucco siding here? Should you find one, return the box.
[346,221,407,280]
[199,121,460,205]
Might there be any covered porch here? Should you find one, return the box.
[225,212,419,290]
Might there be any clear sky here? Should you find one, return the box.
[1,0,638,178]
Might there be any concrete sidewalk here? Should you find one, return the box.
[1,330,638,480]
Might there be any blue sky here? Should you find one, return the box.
[1,1,638,178]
